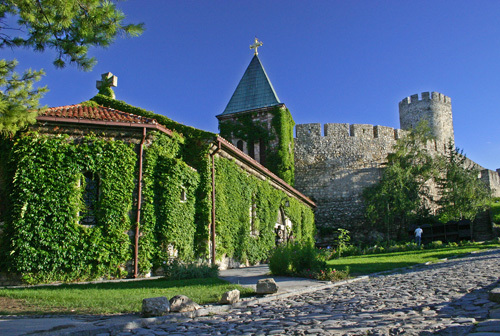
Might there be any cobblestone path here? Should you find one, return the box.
[117,249,500,336]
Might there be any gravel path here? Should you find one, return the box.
[113,249,500,336]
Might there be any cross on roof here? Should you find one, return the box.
[250,38,263,55]
[96,72,118,90]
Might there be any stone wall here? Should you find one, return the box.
[294,123,407,242]
[399,92,454,145]
[294,121,500,243]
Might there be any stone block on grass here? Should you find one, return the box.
[142,296,170,317]
[219,289,240,304]
[169,295,201,312]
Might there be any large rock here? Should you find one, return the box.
[169,295,201,312]
[219,289,240,304]
[142,296,170,317]
[256,278,279,294]
[490,287,500,303]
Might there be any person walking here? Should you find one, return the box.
[414,227,423,246]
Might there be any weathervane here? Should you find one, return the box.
[250,37,263,55]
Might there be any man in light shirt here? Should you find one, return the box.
[414,227,423,246]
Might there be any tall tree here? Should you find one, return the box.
[0,0,143,136]
[437,142,490,222]
[363,122,437,240]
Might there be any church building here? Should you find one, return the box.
[0,67,315,284]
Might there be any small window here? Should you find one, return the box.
[81,172,99,227]
[236,140,244,151]
[249,200,258,237]
[180,186,187,202]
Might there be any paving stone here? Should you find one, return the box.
[76,249,500,336]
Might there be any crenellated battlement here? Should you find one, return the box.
[296,123,406,141]
[399,91,451,107]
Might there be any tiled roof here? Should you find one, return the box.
[221,55,281,115]
[40,104,158,125]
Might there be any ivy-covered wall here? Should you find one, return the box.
[0,96,315,284]
[214,155,315,265]
[218,106,295,186]
[90,94,215,259]
[140,132,200,273]
[0,133,137,283]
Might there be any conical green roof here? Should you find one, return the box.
[221,55,281,115]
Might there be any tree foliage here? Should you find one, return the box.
[1,0,144,70]
[364,122,492,240]
[0,0,143,136]
[437,141,490,222]
[363,122,437,240]
[0,60,47,136]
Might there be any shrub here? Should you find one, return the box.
[427,240,444,249]
[316,267,350,282]
[334,228,351,258]
[269,242,345,281]
[269,244,292,275]
[163,260,218,280]
[291,244,326,275]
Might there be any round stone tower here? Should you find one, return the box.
[399,91,454,146]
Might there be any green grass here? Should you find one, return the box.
[0,277,254,315]
[327,243,500,275]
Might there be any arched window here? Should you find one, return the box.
[236,140,244,151]
[259,138,266,165]
[81,172,99,226]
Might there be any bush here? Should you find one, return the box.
[269,242,347,281]
[268,244,292,275]
[427,240,443,249]
[163,260,218,280]
[316,267,350,282]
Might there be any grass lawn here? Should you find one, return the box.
[0,277,253,315]
[327,242,500,276]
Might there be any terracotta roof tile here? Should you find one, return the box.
[40,104,158,125]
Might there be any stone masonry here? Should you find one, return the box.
[294,92,500,243]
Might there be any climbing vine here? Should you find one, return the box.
[0,95,313,284]
[2,132,136,283]
[214,156,314,265]
[140,132,199,273]
[218,106,295,185]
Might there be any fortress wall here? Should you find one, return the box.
[294,121,479,243]
[480,169,500,198]
[399,91,454,145]
[294,123,403,240]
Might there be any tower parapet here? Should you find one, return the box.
[399,91,454,145]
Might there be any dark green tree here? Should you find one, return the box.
[0,0,143,136]
[363,122,437,240]
[437,141,490,222]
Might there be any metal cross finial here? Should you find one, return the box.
[250,37,263,55]
[96,72,118,90]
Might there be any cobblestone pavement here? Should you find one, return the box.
[111,249,500,336]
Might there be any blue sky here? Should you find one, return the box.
[7,1,500,170]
